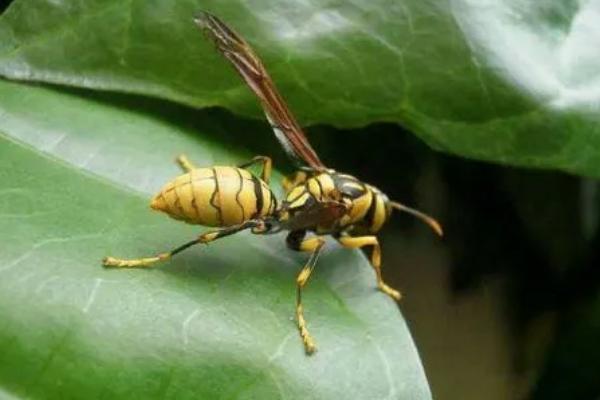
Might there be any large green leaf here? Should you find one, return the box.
[0,79,431,399]
[1,1,600,176]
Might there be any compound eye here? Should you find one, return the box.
[340,183,366,199]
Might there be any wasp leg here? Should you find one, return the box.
[176,154,197,172]
[287,230,325,355]
[238,156,272,184]
[103,219,265,268]
[337,234,401,301]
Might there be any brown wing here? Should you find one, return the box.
[282,200,348,231]
[194,11,326,171]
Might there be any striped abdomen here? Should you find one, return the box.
[351,184,392,234]
[150,166,277,227]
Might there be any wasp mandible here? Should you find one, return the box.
[103,12,443,355]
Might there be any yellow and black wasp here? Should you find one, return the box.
[103,11,442,355]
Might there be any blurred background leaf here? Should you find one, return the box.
[1,1,600,176]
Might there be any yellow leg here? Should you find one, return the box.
[238,155,272,184]
[337,235,401,301]
[176,154,196,172]
[287,232,325,355]
[103,252,171,268]
[103,220,264,268]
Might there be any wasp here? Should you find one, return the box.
[103,12,442,355]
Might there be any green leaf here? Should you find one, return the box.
[1,1,600,176]
[0,79,431,399]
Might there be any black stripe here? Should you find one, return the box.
[314,176,325,201]
[189,173,201,219]
[269,191,277,214]
[210,168,223,225]
[287,188,308,204]
[234,168,246,221]
[251,174,263,218]
[365,189,378,230]
[173,187,186,217]
[191,198,200,219]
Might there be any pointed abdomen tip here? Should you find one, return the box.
[150,194,167,212]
